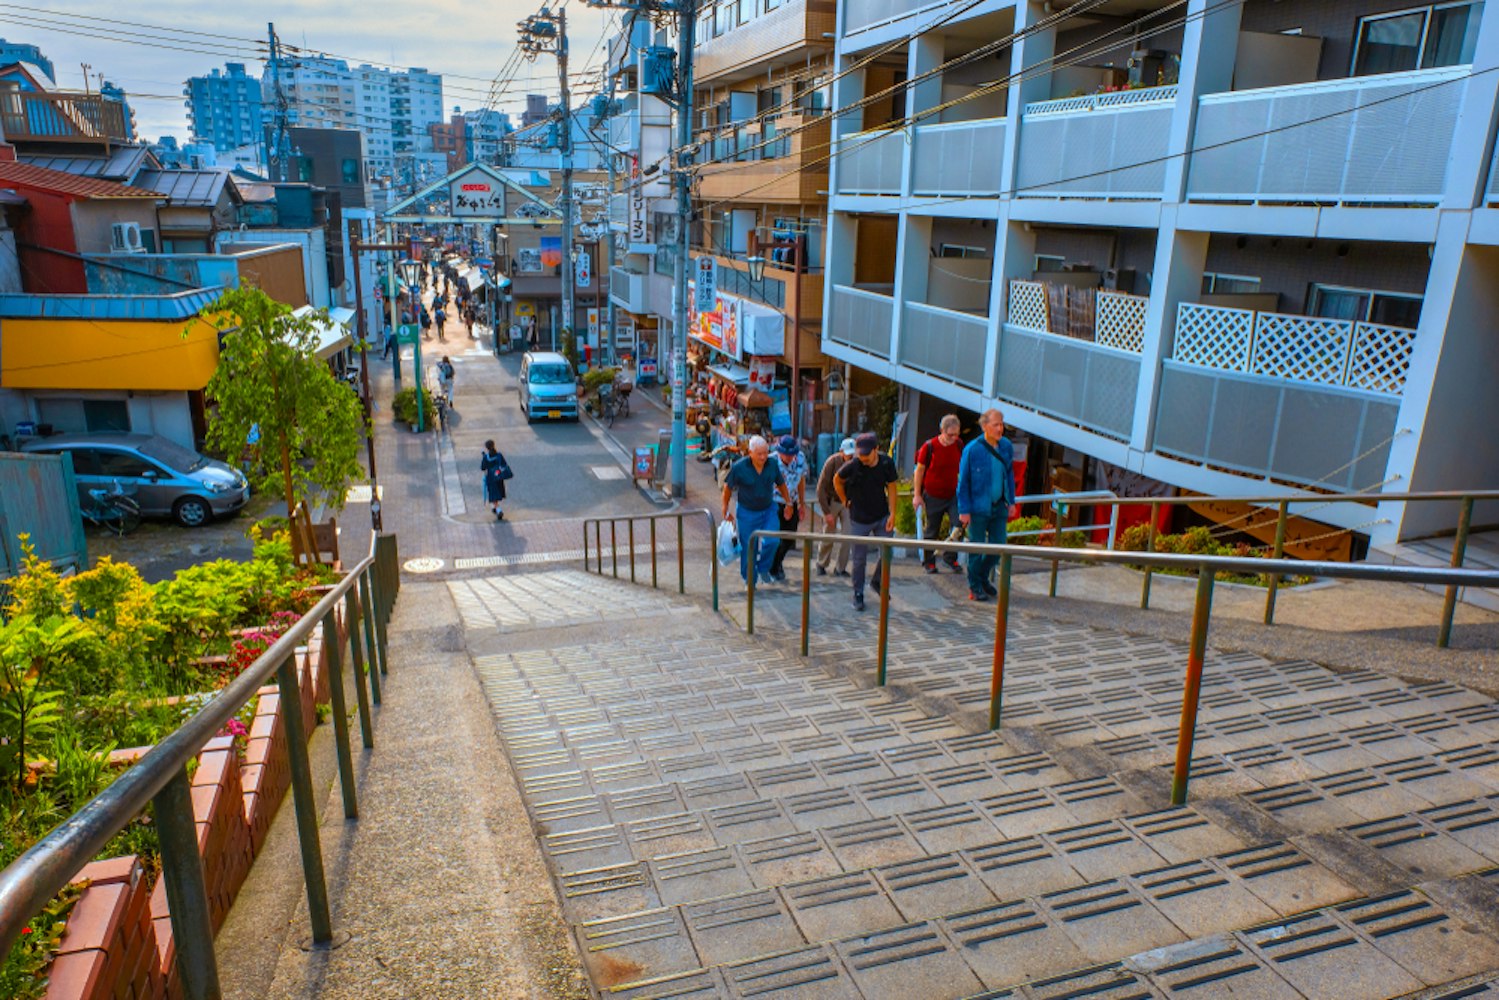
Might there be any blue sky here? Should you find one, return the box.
[3,1,613,141]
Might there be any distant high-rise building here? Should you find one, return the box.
[464,108,511,165]
[185,63,265,153]
[522,94,549,126]
[0,38,53,83]
[264,54,442,188]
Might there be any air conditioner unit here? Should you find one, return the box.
[110,222,146,254]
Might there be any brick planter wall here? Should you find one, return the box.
[39,611,344,1000]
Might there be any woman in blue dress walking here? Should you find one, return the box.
[481,439,512,521]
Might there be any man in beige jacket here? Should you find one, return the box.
[815,438,856,576]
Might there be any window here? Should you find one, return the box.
[1202,272,1262,294]
[341,158,361,183]
[939,244,987,258]
[1307,284,1423,327]
[1353,2,1483,76]
[94,450,158,479]
[738,0,755,24]
[1034,254,1066,273]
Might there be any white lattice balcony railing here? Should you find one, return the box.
[1006,280,1147,353]
[1173,302,1416,395]
[1023,84,1179,117]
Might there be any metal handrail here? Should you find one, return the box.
[739,529,1499,807]
[582,508,719,610]
[1021,488,1499,644]
[0,532,402,1000]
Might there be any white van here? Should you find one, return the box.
[518,351,578,422]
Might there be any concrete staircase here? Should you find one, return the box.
[1372,529,1499,614]
[452,568,1499,999]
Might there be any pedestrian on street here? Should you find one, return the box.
[434,301,448,342]
[721,435,794,586]
[956,408,1015,602]
[419,306,432,341]
[834,432,900,612]
[481,439,512,521]
[914,414,965,575]
[381,320,396,361]
[437,355,456,406]
[768,436,809,582]
[816,437,856,577]
[464,302,477,339]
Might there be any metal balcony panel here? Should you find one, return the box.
[994,324,1140,440]
[1016,93,1175,200]
[610,267,648,314]
[829,285,894,358]
[912,119,1006,197]
[835,130,906,196]
[899,302,989,389]
[1155,361,1399,492]
[1188,67,1467,205]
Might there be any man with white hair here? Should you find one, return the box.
[722,435,794,586]
[957,408,1015,602]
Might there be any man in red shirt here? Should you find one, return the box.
[913,413,964,574]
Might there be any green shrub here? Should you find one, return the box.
[392,386,435,425]
[1116,523,1308,586]
[1006,515,1087,548]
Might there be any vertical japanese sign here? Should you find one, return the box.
[576,246,592,288]
[694,257,717,313]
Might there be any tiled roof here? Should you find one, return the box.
[0,161,162,199]
[19,145,155,183]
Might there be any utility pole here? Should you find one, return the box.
[518,5,575,354]
[266,23,292,181]
[584,0,694,497]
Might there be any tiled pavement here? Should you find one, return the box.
[456,567,1499,999]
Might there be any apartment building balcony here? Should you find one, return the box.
[898,302,988,390]
[694,0,836,85]
[833,127,905,197]
[993,278,1147,440]
[1155,302,1415,491]
[1015,86,1178,201]
[843,0,939,37]
[1187,66,1468,207]
[609,267,648,314]
[913,117,1007,197]
[0,91,132,144]
[828,285,894,359]
[696,114,831,203]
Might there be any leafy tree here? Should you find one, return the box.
[200,286,364,518]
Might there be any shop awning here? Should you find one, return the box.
[295,306,355,360]
[461,268,485,291]
[708,362,751,386]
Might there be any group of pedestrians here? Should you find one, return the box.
[720,408,1015,609]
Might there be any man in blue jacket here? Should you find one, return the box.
[956,409,1015,602]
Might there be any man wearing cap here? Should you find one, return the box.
[956,409,1015,602]
[722,435,795,586]
[835,433,901,611]
[768,436,809,582]
[815,438,856,577]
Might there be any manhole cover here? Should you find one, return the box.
[591,466,627,481]
[404,557,445,573]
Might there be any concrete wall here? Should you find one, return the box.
[16,389,195,449]
[70,201,160,255]
[216,229,330,307]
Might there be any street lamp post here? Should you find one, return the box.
[400,257,426,432]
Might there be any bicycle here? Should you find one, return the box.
[597,382,618,428]
[82,480,141,536]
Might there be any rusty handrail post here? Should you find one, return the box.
[677,515,686,595]
[154,767,221,1000]
[876,545,892,686]
[1438,495,1474,648]
[276,652,333,944]
[746,532,758,635]
[1263,500,1289,625]
[707,512,719,610]
[1048,555,1059,598]
[582,521,590,573]
[344,586,374,749]
[650,519,659,588]
[595,521,602,574]
[358,574,383,707]
[1170,569,1216,806]
[322,607,358,820]
[628,519,637,583]
[800,536,812,657]
[611,521,619,578]
[989,552,1013,730]
[1141,512,1157,609]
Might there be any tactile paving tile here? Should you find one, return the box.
[876,853,997,921]
[1131,859,1278,938]
[782,871,905,944]
[1344,815,1491,879]
[1126,807,1245,864]
[965,835,1085,901]
[1239,908,1424,1000]
[601,967,727,999]
[903,802,1006,855]
[558,862,659,922]
[942,898,1090,988]
[651,847,757,907]
[834,920,984,998]
[1045,820,1166,883]
[575,907,703,988]
[1334,890,1499,987]
[1126,934,1302,999]
[1024,961,1167,999]
[1215,842,1357,916]
[682,890,807,967]
[822,816,925,870]
[1420,796,1499,862]
[738,831,843,889]
[722,944,861,999]
[1042,879,1186,963]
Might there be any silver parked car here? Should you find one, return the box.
[22,433,250,527]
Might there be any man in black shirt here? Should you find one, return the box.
[834,432,900,611]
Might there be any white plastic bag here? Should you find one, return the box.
[717,521,740,566]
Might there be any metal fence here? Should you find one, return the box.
[0,452,87,577]
[899,302,989,390]
[1016,87,1177,199]
[912,118,1007,197]
[994,324,1141,440]
[0,533,402,1000]
[829,285,895,358]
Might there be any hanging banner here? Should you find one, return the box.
[694,257,717,313]
[587,308,599,342]
[748,355,775,392]
[576,247,592,288]
[450,178,504,217]
[540,237,563,269]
